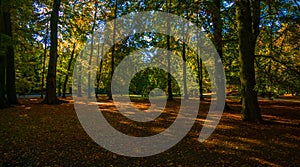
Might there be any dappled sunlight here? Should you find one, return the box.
[263,114,300,125]
[284,133,300,141]
[1,97,300,165]
[249,157,280,167]
[237,137,263,145]
[222,112,242,120]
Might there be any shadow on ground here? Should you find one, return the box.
[0,97,299,166]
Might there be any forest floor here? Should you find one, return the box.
[0,96,299,166]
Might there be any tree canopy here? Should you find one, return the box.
[0,0,299,122]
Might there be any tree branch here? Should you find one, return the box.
[255,55,300,76]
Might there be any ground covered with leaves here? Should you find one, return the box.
[0,96,299,166]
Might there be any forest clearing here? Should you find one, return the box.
[0,0,299,166]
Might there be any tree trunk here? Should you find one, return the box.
[182,42,188,100]
[182,1,189,100]
[0,55,6,108]
[4,5,18,104]
[167,0,173,100]
[58,57,62,97]
[96,59,103,99]
[62,43,76,98]
[212,0,230,110]
[96,39,104,99]
[88,36,94,98]
[236,0,262,123]
[77,50,83,97]
[196,12,204,101]
[108,0,118,100]
[43,0,61,104]
[0,0,7,108]
[88,6,98,99]
[41,24,49,98]
[95,36,100,99]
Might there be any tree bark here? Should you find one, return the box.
[182,42,188,100]
[167,0,173,100]
[58,57,62,97]
[41,24,49,98]
[77,50,83,97]
[196,11,204,101]
[96,38,104,99]
[0,55,6,108]
[43,0,61,104]
[88,5,98,99]
[236,0,262,123]
[182,1,189,100]
[212,0,230,110]
[62,43,76,98]
[0,0,7,108]
[3,4,18,104]
[108,0,118,100]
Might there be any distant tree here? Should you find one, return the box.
[182,0,189,100]
[108,0,118,100]
[41,24,49,99]
[167,0,173,100]
[62,43,76,98]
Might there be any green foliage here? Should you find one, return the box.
[4,0,299,97]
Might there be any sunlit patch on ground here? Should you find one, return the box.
[0,96,299,166]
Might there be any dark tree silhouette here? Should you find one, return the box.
[43,0,61,104]
[236,0,262,122]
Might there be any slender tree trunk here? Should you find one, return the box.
[96,59,103,98]
[96,38,104,99]
[77,50,83,97]
[108,0,118,100]
[41,24,49,98]
[167,0,173,100]
[182,42,188,100]
[95,36,100,99]
[88,36,94,99]
[196,46,204,100]
[199,59,204,99]
[212,0,230,110]
[88,6,98,99]
[196,12,205,101]
[58,57,63,97]
[43,0,61,104]
[4,5,18,104]
[182,1,189,100]
[62,43,76,98]
[236,0,262,123]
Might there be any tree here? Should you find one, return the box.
[1,0,19,105]
[62,43,76,98]
[43,0,61,104]
[195,5,204,101]
[41,24,49,98]
[108,0,118,100]
[211,0,231,110]
[167,0,173,100]
[0,0,7,108]
[182,0,189,100]
[88,3,99,99]
[96,36,104,99]
[236,0,262,123]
